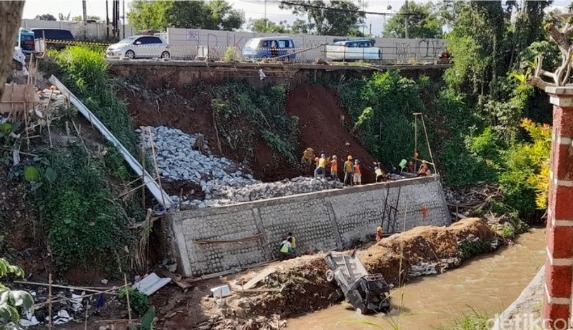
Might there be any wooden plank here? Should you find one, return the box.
[242,267,276,290]
[155,269,193,289]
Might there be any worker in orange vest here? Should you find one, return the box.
[330,155,338,181]
[353,159,362,185]
[343,155,354,186]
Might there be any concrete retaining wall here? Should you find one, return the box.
[169,176,451,276]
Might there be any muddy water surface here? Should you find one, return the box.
[288,227,545,330]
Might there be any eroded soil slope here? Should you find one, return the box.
[118,83,378,184]
[285,85,378,183]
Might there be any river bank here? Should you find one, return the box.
[155,218,500,329]
[288,226,545,330]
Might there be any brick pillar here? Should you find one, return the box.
[543,86,573,329]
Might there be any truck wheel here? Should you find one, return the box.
[326,270,335,282]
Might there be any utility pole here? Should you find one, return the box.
[82,0,87,24]
[106,0,109,39]
[404,0,409,38]
[264,0,268,30]
[122,0,125,38]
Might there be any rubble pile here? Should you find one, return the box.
[139,126,343,208]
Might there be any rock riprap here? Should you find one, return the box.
[139,126,342,208]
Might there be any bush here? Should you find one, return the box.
[190,82,299,164]
[118,287,150,317]
[31,145,135,271]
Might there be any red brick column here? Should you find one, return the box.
[544,86,573,329]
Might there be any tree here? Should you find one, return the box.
[279,0,365,36]
[290,19,311,34]
[128,0,171,31]
[204,0,245,31]
[383,1,442,38]
[248,18,289,33]
[128,0,244,31]
[1,1,26,100]
[35,13,57,21]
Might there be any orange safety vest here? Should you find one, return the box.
[331,160,338,172]
[354,164,361,174]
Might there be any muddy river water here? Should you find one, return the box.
[288,227,546,330]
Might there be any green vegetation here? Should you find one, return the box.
[189,82,299,164]
[118,287,151,317]
[330,0,555,222]
[0,47,145,273]
[0,259,33,328]
[128,0,245,32]
[436,309,490,330]
[458,240,492,259]
[279,0,366,36]
[30,145,137,271]
[383,1,443,38]
[334,71,427,167]
[53,46,139,154]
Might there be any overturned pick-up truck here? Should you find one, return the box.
[325,251,391,314]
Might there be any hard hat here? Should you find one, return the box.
[321,154,325,158]
[348,155,353,160]
[333,155,337,159]
[377,226,382,231]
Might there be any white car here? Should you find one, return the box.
[106,35,170,59]
[325,39,380,61]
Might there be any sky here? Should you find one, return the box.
[22,0,572,37]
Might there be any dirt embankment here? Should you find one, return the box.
[154,218,498,329]
[118,83,379,186]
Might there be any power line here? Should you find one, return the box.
[279,1,422,16]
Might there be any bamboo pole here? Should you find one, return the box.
[147,127,165,207]
[124,274,132,325]
[48,273,52,329]
[140,129,146,208]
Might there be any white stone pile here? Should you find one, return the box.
[139,126,343,209]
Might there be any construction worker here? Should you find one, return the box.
[343,155,354,186]
[407,161,415,173]
[287,232,296,253]
[376,226,383,242]
[398,159,408,173]
[314,153,327,179]
[418,160,431,176]
[374,164,385,182]
[279,237,295,260]
[353,159,362,185]
[330,155,339,181]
